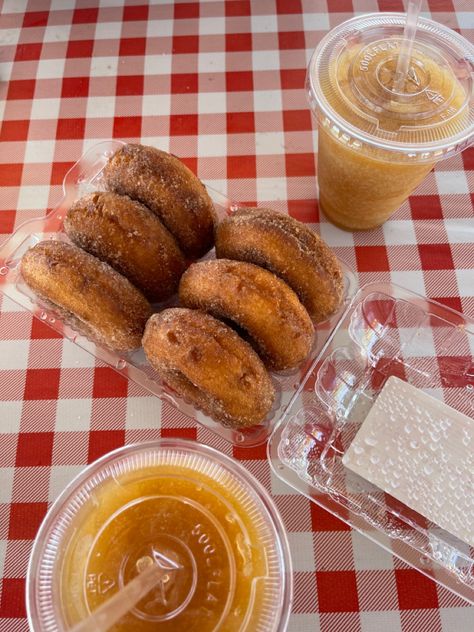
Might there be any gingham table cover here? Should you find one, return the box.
[0,1,473,631]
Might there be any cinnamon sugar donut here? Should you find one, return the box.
[215,208,344,322]
[103,143,216,258]
[179,259,314,371]
[64,191,186,302]
[21,241,152,352]
[142,308,275,428]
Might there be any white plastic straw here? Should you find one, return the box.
[393,0,423,93]
[69,554,180,632]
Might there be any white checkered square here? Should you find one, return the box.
[55,399,93,432]
[0,401,22,434]
[456,12,474,28]
[302,12,330,31]
[141,136,170,151]
[95,20,123,39]
[351,531,394,570]
[144,54,172,76]
[251,14,278,33]
[36,58,66,80]
[198,92,227,114]
[435,170,470,195]
[253,90,282,111]
[383,220,418,246]
[255,131,285,155]
[198,52,226,73]
[252,50,281,71]
[0,62,13,85]
[287,613,320,631]
[445,219,474,244]
[60,340,96,369]
[43,24,72,43]
[90,56,119,77]
[319,220,355,248]
[146,19,174,38]
[17,186,50,212]
[24,140,56,165]
[0,297,26,314]
[199,17,226,35]
[455,268,474,298]
[2,0,28,11]
[198,134,227,157]
[0,539,6,583]
[389,270,426,295]
[2,27,21,50]
[50,0,75,8]
[126,396,161,430]
[256,177,288,202]
[0,340,29,370]
[48,465,84,503]
[86,96,116,118]
[398,324,436,358]
[270,468,300,496]
[30,97,61,120]
[142,93,172,116]
[360,611,402,631]
[287,532,316,572]
[0,468,14,503]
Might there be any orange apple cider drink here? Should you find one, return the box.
[307,14,474,230]
[27,442,292,632]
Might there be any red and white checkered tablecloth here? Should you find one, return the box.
[0,1,473,630]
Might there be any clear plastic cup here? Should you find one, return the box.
[27,440,293,632]
[307,13,474,231]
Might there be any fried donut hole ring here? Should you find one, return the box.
[64,191,186,302]
[142,308,275,429]
[215,208,344,322]
[179,259,314,371]
[21,241,152,352]
[103,143,216,258]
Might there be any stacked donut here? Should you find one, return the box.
[21,144,216,353]
[21,143,344,431]
[144,208,344,430]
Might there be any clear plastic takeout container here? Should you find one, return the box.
[269,282,474,604]
[0,140,357,447]
[27,439,293,631]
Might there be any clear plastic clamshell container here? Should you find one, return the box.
[0,140,357,447]
[269,283,474,604]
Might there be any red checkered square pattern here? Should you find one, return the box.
[0,1,473,630]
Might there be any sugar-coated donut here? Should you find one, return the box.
[142,308,275,428]
[64,191,186,302]
[21,241,152,352]
[215,208,344,322]
[103,143,216,258]
[179,259,314,371]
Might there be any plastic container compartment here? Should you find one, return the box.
[26,439,293,631]
[269,282,474,604]
[0,140,357,447]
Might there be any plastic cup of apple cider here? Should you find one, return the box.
[27,440,293,632]
[307,13,474,231]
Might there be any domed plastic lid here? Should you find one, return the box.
[307,13,474,160]
[27,440,292,632]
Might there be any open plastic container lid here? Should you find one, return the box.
[27,439,293,631]
[268,282,474,604]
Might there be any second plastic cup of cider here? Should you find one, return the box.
[307,13,474,231]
